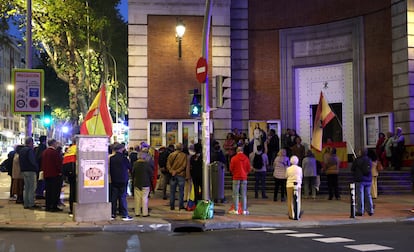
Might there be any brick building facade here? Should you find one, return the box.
[128,0,413,152]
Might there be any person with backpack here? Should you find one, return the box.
[250,145,269,199]
[351,148,374,216]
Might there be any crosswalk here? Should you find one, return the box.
[245,227,393,251]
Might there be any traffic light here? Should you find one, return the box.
[43,104,52,127]
[189,89,202,117]
[215,75,231,107]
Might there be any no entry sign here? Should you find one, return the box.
[195,57,208,83]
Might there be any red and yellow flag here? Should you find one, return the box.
[311,91,335,151]
[80,85,113,137]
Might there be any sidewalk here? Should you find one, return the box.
[1,186,414,232]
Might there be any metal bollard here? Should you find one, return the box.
[293,182,299,220]
[350,183,355,218]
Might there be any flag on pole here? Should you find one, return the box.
[80,85,113,137]
[311,91,335,151]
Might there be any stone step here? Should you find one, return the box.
[222,170,413,195]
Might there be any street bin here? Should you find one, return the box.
[210,161,225,203]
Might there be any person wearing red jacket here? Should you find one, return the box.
[229,146,251,215]
[41,139,63,212]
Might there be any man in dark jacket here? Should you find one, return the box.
[42,139,63,212]
[109,143,132,221]
[132,152,153,217]
[351,148,374,216]
[19,137,39,209]
[158,144,174,200]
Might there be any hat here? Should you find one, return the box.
[113,143,125,151]
[140,142,150,149]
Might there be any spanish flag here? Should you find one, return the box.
[80,85,113,137]
[311,91,335,151]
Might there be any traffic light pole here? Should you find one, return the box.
[25,0,33,138]
[201,0,212,201]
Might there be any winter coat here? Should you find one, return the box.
[109,152,130,184]
[41,147,63,178]
[351,155,372,183]
[286,164,303,188]
[273,155,289,179]
[132,159,153,190]
[230,152,251,180]
[167,150,188,177]
[302,156,317,177]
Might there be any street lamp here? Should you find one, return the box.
[176,19,186,59]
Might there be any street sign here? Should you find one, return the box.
[195,57,208,83]
[11,69,44,115]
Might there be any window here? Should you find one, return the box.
[363,113,393,148]
[148,120,201,148]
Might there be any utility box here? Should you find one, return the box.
[74,135,111,222]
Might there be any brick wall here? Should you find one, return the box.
[147,15,211,119]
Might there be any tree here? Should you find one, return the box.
[0,0,127,133]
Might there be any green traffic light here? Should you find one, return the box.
[43,117,52,127]
[190,104,202,117]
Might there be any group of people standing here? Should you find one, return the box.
[157,140,227,211]
[6,136,67,213]
[4,125,405,221]
[224,126,307,218]
[376,127,405,171]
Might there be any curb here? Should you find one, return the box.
[0,216,413,233]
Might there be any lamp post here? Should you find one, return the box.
[176,20,186,59]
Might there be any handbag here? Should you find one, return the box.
[186,182,196,211]
[192,200,214,219]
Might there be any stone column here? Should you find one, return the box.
[229,0,249,134]
[392,0,414,144]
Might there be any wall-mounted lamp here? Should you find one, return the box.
[176,19,186,59]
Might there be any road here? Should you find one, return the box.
[0,222,412,252]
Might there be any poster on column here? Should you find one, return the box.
[76,135,109,204]
[82,160,105,188]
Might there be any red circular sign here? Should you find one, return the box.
[195,57,208,83]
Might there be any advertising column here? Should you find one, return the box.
[74,135,111,221]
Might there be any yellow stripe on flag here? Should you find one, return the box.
[311,91,335,151]
[80,85,113,137]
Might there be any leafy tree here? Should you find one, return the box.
[0,0,127,133]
